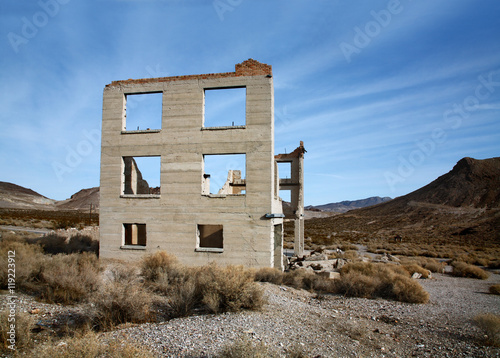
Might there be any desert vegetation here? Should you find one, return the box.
[256,262,430,304]
[0,208,98,230]
[1,227,498,356]
[474,313,500,347]
[0,235,266,356]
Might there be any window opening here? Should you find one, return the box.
[279,190,291,202]
[123,156,161,195]
[124,223,147,246]
[277,162,292,179]
[198,224,223,249]
[202,154,246,195]
[204,87,246,127]
[124,92,162,131]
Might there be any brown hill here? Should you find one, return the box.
[306,196,392,213]
[305,157,500,247]
[0,182,99,211]
[0,181,56,210]
[56,187,100,211]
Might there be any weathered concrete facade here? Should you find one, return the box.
[99,59,303,269]
[275,142,306,257]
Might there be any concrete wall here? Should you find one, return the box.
[99,59,284,269]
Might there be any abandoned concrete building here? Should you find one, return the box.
[99,59,305,270]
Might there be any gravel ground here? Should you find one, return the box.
[106,272,500,357]
[2,271,499,357]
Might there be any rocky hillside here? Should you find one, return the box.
[306,196,392,213]
[305,157,500,246]
[0,182,99,211]
[56,187,100,211]
[0,182,56,210]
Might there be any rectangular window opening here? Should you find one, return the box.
[202,154,246,195]
[280,190,291,203]
[122,156,161,195]
[123,223,147,246]
[198,224,223,250]
[278,162,292,179]
[204,87,246,128]
[124,92,162,131]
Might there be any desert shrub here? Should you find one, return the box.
[33,234,68,254]
[488,260,500,269]
[343,250,360,261]
[450,261,490,280]
[66,235,99,254]
[333,271,383,298]
[474,313,500,347]
[197,264,265,314]
[254,267,284,285]
[391,275,430,303]
[489,284,500,295]
[29,331,155,358]
[0,310,35,352]
[334,262,429,303]
[281,269,335,292]
[140,253,265,318]
[35,252,100,304]
[91,265,155,330]
[0,240,45,290]
[340,244,358,251]
[217,337,279,358]
[402,264,431,279]
[141,251,179,282]
[165,274,198,318]
[418,257,446,273]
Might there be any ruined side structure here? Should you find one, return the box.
[99,59,304,270]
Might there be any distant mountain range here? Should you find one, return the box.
[306,156,500,245]
[0,182,99,211]
[306,196,392,213]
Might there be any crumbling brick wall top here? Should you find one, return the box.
[106,59,272,88]
[275,141,306,160]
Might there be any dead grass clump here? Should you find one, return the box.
[141,251,179,282]
[29,331,155,358]
[343,250,360,261]
[254,267,284,285]
[334,262,429,303]
[489,284,500,295]
[0,240,45,290]
[450,261,490,280]
[474,313,500,347]
[35,253,100,304]
[0,240,99,304]
[0,310,35,352]
[488,260,500,269]
[197,264,265,314]
[402,264,431,278]
[165,274,198,318]
[91,265,155,330]
[418,257,446,273]
[333,271,383,298]
[391,275,431,303]
[281,269,334,292]
[140,252,265,317]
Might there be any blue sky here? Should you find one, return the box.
[1,0,499,205]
